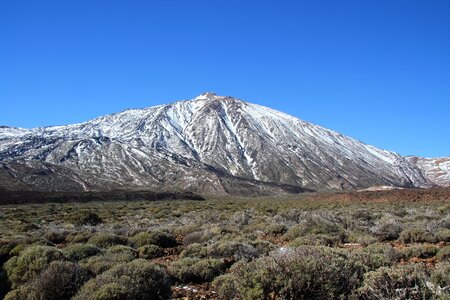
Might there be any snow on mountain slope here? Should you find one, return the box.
[0,92,446,194]
[406,156,450,187]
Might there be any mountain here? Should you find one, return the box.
[0,92,448,195]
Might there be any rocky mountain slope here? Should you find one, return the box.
[0,93,448,195]
[406,156,450,187]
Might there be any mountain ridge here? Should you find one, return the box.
[0,93,448,195]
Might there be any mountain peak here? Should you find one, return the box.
[194,92,219,100]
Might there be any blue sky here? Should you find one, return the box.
[1,0,449,157]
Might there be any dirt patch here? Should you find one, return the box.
[172,283,219,300]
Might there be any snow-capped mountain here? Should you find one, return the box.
[0,93,448,195]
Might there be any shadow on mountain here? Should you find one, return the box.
[0,190,204,205]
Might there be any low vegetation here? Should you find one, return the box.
[0,193,448,299]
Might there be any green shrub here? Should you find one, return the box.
[431,261,449,289]
[400,245,439,259]
[180,243,208,258]
[289,234,341,247]
[87,234,128,249]
[169,257,227,283]
[250,240,276,257]
[183,229,216,245]
[213,246,365,300]
[4,245,66,288]
[9,261,91,300]
[65,211,102,226]
[80,252,135,276]
[282,224,307,241]
[131,231,177,248]
[356,264,434,299]
[0,240,20,264]
[137,245,164,259]
[212,274,239,300]
[283,222,346,243]
[399,228,436,244]
[106,245,137,257]
[44,231,69,244]
[3,285,35,300]
[374,222,403,241]
[65,231,94,243]
[63,244,102,261]
[74,259,171,300]
[435,228,450,242]
[91,283,128,300]
[346,232,378,246]
[2,238,52,258]
[7,244,28,257]
[351,243,403,271]
[19,223,38,232]
[207,241,259,261]
[436,245,450,262]
[264,223,287,236]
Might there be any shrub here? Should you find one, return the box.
[207,241,259,261]
[356,264,434,299]
[7,244,28,257]
[87,234,128,249]
[3,238,52,258]
[400,245,439,259]
[65,211,102,226]
[436,245,450,262]
[65,231,94,243]
[212,274,239,300]
[80,252,135,276]
[282,224,305,241]
[19,223,38,232]
[44,231,69,244]
[351,243,403,270]
[90,283,128,300]
[106,245,137,258]
[289,234,341,247]
[11,261,91,300]
[435,228,450,242]
[169,257,227,283]
[131,231,177,248]
[74,259,171,300]
[0,240,20,264]
[213,246,365,300]
[283,222,346,243]
[431,261,449,289]
[137,245,164,259]
[264,223,287,236]
[3,285,35,300]
[63,244,102,261]
[399,228,436,244]
[180,243,208,258]
[374,222,403,241]
[4,245,66,288]
[183,230,215,245]
[250,240,276,257]
[346,232,378,246]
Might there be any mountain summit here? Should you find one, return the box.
[0,94,448,195]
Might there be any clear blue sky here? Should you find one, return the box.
[1,1,449,157]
